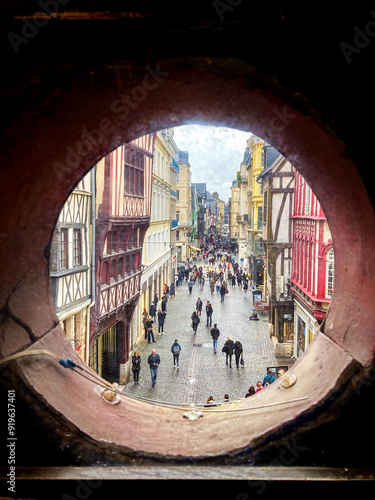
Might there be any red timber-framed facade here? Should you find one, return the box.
[291,170,335,358]
[90,133,155,383]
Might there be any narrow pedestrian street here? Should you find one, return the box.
[122,264,295,406]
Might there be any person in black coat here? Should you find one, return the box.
[210,323,220,353]
[191,311,200,333]
[157,309,165,335]
[170,282,175,297]
[233,340,243,368]
[131,352,141,384]
[149,301,156,321]
[220,283,226,302]
[223,336,235,368]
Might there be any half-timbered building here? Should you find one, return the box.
[50,171,95,364]
[89,133,155,383]
[291,170,335,358]
[257,155,295,351]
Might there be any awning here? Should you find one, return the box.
[190,246,201,251]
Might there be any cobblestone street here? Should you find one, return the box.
[122,267,295,406]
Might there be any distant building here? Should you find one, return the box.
[257,154,295,351]
[49,171,95,365]
[89,133,155,383]
[176,150,192,262]
[291,170,335,358]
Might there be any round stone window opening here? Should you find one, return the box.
[1,68,375,464]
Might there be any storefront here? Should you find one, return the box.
[293,299,319,358]
[89,323,124,384]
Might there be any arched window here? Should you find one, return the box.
[130,253,136,273]
[326,249,335,298]
[125,254,130,276]
[101,261,108,283]
[110,259,116,281]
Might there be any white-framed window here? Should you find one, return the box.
[326,249,335,298]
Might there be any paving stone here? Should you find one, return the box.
[122,270,295,406]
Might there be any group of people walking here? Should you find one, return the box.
[130,235,270,397]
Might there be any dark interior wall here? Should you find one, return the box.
[1,1,375,496]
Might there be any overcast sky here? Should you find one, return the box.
[173,124,253,202]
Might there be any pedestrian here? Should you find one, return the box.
[220,282,226,302]
[223,394,230,403]
[165,284,170,300]
[216,277,220,294]
[142,308,148,339]
[210,323,220,353]
[171,339,181,368]
[170,282,175,297]
[263,369,276,387]
[210,278,215,294]
[161,296,167,321]
[245,386,256,397]
[196,297,203,317]
[256,381,264,392]
[131,351,141,384]
[206,300,213,326]
[222,336,235,368]
[191,310,200,333]
[249,308,259,321]
[205,395,215,406]
[157,309,165,335]
[233,339,243,368]
[154,292,159,306]
[149,301,156,321]
[148,349,160,387]
[243,280,248,299]
[188,279,194,294]
[145,315,156,344]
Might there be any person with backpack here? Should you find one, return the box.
[262,369,276,387]
[206,300,213,327]
[171,339,181,368]
[243,280,248,299]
